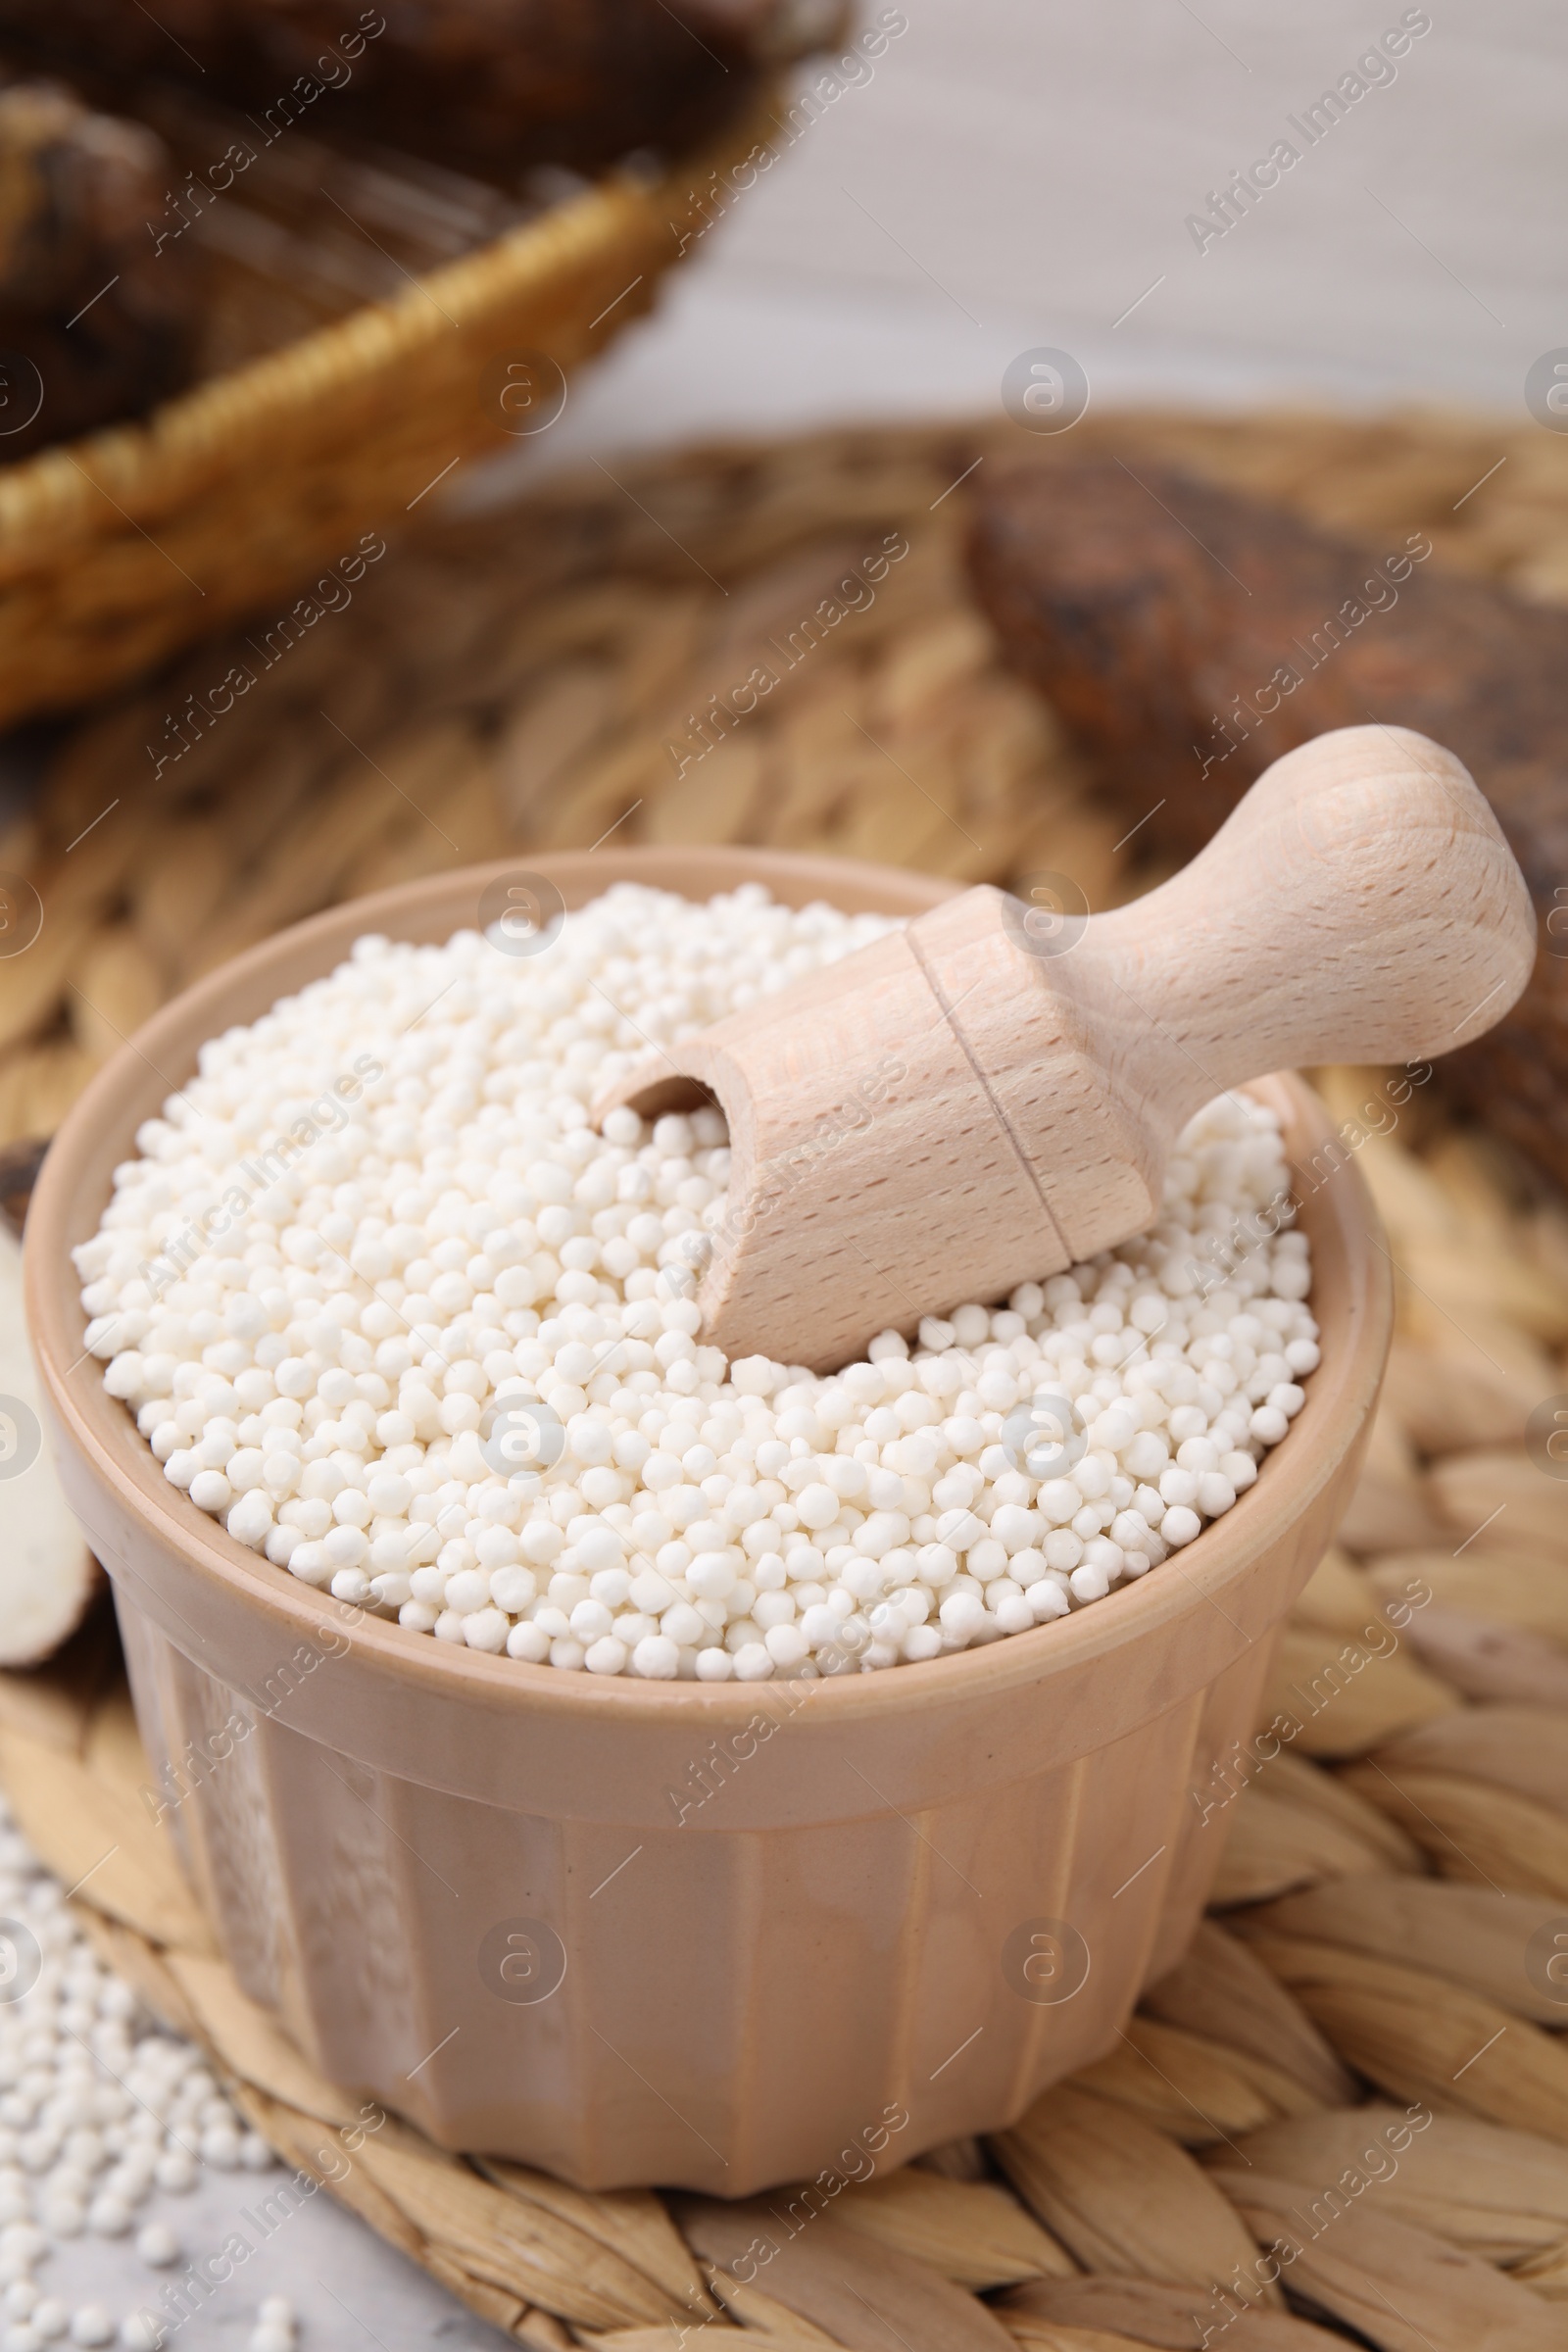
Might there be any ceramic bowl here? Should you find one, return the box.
[24,848,1390,2192]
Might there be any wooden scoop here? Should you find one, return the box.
[596,726,1535,1370]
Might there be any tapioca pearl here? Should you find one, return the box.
[1160,1505,1202,1546]
[938,1590,987,1642]
[1249,1405,1290,1445]
[90,899,1308,1677]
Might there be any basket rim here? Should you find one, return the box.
[24,845,1392,1731]
[0,87,782,553]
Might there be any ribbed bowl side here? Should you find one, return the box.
[119,1580,1302,2194]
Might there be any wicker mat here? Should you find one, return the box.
[2,416,1568,2350]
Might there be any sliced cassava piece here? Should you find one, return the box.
[1002,2276,1355,2349]
[1261,1623,1458,1758]
[988,2082,1281,2304]
[1341,1759,1568,1901]
[0,1221,101,1664]
[1236,1931,1568,2144]
[1363,1703,1568,1816]
[1138,1920,1356,2108]
[1248,1875,1568,2024]
[1071,2018,1324,2145]
[1208,2168,1563,2351]
[1210,2104,1568,2268]
[810,2165,1075,2289]
[672,2197,1016,2352]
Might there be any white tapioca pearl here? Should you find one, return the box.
[87,898,1307,1676]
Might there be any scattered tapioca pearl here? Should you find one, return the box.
[80,887,1314,1680]
[248,2296,297,2352]
[0,1794,274,2344]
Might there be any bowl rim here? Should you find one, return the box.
[24,845,1391,1729]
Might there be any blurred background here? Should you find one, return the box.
[509,0,1560,476]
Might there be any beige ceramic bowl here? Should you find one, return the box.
[25,849,1390,2194]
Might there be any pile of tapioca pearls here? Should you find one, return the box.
[76,884,1316,1681]
[0,1791,295,2352]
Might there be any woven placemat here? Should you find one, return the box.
[2,416,1568,2350]
[7,402,1568,1152]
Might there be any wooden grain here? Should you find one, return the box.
[600,726,1534,1367]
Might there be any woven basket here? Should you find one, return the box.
[0,86,779,732]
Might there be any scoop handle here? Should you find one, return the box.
[1066,723,1536,1136]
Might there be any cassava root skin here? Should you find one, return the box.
[967,457,1568,1193]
